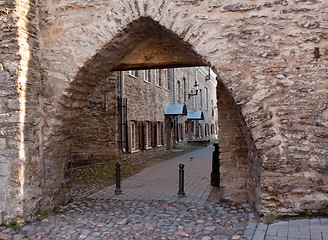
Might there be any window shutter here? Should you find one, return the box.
[154,121,157,147]
[142,121,146,149]
[201,124,204,138]
[187,122,191,140]
[139,121,143,150]
[127,120,131,153]
[178,123,181,140]
[161,122,165,145]
[151,121,155,147]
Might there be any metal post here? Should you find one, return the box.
[115,162,122,195]
[178,163,185,197]
[211,142,220,187]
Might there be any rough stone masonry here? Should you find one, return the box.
[0,0,327,222]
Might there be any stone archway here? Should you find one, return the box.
[1,0,327,222]
[40,16,259,219]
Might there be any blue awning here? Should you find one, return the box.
[164,104,187,116]
[187,111,204,120]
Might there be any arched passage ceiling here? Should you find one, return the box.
[112,18,206,71]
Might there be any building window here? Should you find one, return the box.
[199,89,202,109]
[155,69,161,87]
[131,121,136,150]
[192,95,195,109]
[211,100,214,117]
[164,69,169,89]
[179,124,183,141]
[183,78,187,102]
[145,121,152,148]
[157,122,163,146]
[129,70,138,78]
[211,124,214,135]
[205,124,209,136]
[177,80,181,102]
[144,70,150,83]
[205,87,209,110]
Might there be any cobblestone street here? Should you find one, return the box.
[0,146,327,240]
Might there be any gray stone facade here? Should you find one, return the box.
[0,0,327,222]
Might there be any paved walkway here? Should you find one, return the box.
[242,218,328,240]
[90,145,214,204]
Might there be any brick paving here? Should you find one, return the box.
[90,145,214,204]
[242,218,328,240]
[0,145,327,240]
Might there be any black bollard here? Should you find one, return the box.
[211,142,220,187]
[178,163,185,197]
[115,162,122,195]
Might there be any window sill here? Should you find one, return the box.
[145,146,152,150]
[131,149,139,153]
[129,74,139,79]
[157,144,163,147]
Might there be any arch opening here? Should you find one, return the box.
[41,17,260,217]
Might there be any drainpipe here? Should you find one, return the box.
[173,68,176,104]
[195,67,199,139]
[120,71,124,99]
[120,71,125,153]
[173,68,178,143]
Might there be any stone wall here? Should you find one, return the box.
[217,82,253,204]
[70,73,119,167]
[1,0,328,221]
[0,0,20,223]
[1,0,43,222]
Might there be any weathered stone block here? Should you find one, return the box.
[300,199,328,212]
[0,162,10,176]
[221,3,261,12]
[280,128,307,140]
[0,138,5,149]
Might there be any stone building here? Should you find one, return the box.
[0,0,327,222]
[173,67,218,145]
[69,67,217,167]
[120,67,217,155]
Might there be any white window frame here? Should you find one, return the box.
[129,70,138,78]
[144,70,150,83]
[205,87,209,111]
[155,69,161,87]
[164,69,169,90]
[145,121,152,149]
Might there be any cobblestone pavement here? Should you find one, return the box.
[0,200,251,240]
[0,146,327,240]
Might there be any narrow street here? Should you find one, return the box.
[0,146,326,240]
